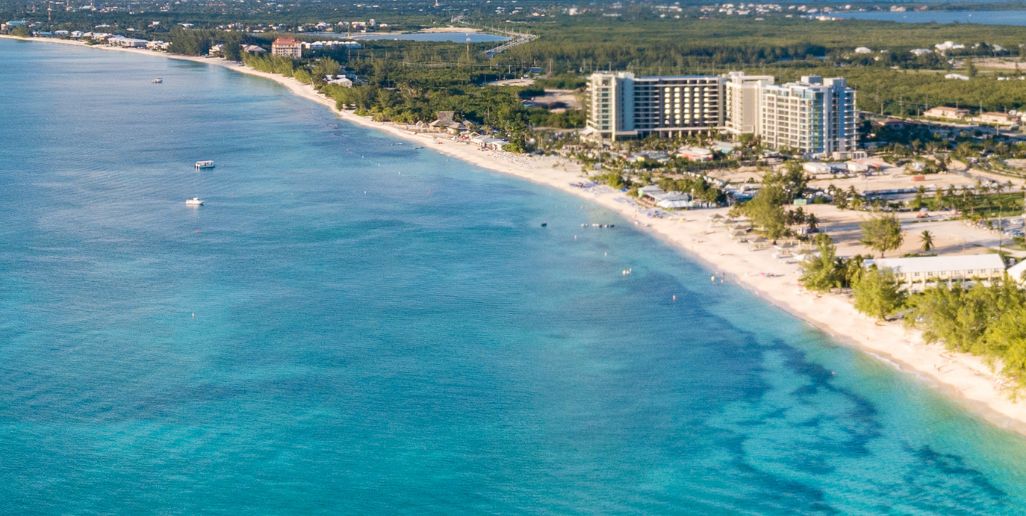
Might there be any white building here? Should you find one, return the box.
[587,71,725,140]
[935,41,966,53]
[975,112,1021,126]
[588,71,858,157]
[326,75,353,87]
[757,75,858,158]
[1008,260,1026,285]
[866,254,1007,291]
[924,106,969,120]
[724,71,774,136]
[637,185,709,209]
[108,36,148,48]
[242,44,267,55]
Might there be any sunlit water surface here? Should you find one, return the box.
[3,40,1026,513]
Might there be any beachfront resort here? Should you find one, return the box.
[11,1,1026,509]
[9,20,1026,391]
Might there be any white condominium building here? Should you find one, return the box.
[588,71,859,157]
[724,71,775,136]
[758,75,858,156]
[587,72,725,141]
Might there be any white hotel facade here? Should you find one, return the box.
[588,71,858,158]
[587,72,725,141]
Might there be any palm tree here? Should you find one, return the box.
[920,230,935,253]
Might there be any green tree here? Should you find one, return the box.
[911,186,926,210]
[293,68,313,84]
[763,162,808,202]
[966,57,978,78]
[853,266,905,320]
[920,230,934,252]
[800,234,844,292]
[744,184,788,241]
[843,255,867,287]
[986,305,1026,387]
[860,213,904,257]
[223,40,242,62]
[933,188,945,210]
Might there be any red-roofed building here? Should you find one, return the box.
[272,37,302,59]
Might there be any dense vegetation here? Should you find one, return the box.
[240,50,546,151]
[15,0,1026,117]
[908,282,1026,389]
[738,162,814,240]
[506,17,1026,73]
[799,224,1026,390]
[860,214,904,258]
[779,66,1026,116]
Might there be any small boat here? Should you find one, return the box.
[152,78,163,84]
[185,197,204,206]
[194,160,215,169]
[540,222,548,227]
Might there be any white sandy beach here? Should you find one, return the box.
[7,34,1026,436]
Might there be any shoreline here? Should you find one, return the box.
[7,35,1026,437]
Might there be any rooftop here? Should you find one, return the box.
[867,254,1006,275]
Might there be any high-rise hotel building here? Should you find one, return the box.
[586,72,725,141]
[724,71,775,136]
[588,71,858,157]
[756,76,857,157]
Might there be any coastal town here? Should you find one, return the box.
[8,7,1026,417]
[13,0,1026,509]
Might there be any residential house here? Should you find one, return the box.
[975,112,1020,127]
[924,106,969,121]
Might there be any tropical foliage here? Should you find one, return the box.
[908,282,1026,388]
[799,234,846,292]
[860,214,904,258]
[853,266,904,320]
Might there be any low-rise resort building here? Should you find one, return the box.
[866,254,1008,291]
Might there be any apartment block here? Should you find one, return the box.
[724,71,774,136]
[271,37,303,59]
[588,71,859,157]
[757,76,858,157]
[586,72,725,141]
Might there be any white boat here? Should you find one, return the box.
[152,78,163,84]
[185,197,204,206]
[194,160,215,169]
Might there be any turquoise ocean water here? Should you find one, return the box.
[3,39,1026,513]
